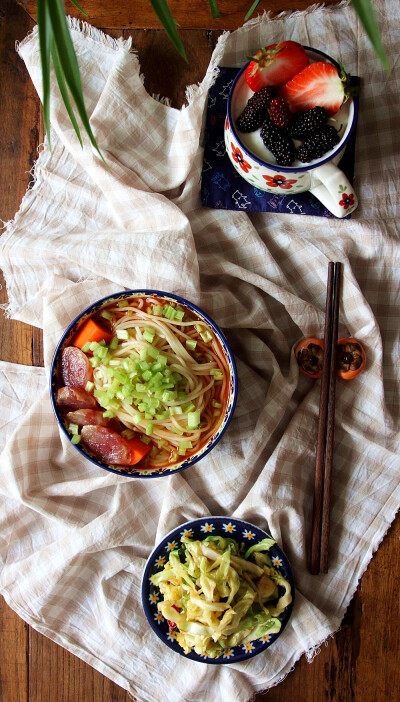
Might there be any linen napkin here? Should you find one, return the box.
[0,2,399,701]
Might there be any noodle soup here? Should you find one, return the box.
[51,291,237,477]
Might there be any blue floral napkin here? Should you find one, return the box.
[201,66,358,217]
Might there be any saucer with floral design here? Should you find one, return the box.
[141,516,295,664]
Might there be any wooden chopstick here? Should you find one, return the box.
[309,262,342,575]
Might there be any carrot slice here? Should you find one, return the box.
[126,437,152,466]
[72,318,113,349]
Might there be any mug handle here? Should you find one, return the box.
[309,162,358,218]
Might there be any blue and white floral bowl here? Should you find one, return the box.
[50,290,237,479]
[226,46,358,218]
[141,517,295,663]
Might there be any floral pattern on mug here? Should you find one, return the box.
[338,191,355,210]
[263,174,297,190]
[231,143,252,173]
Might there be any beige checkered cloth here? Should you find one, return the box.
[0,2,399,700]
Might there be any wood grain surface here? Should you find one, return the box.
[1,1,399,701]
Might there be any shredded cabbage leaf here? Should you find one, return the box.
[150,534,292,658]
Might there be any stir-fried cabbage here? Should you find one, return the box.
[150,535,292,659]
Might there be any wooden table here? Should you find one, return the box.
[1,1,399,700]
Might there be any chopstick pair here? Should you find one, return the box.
[309,262,342,575]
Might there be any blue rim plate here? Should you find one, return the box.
[141,516,295,663]
[50,290,237,479]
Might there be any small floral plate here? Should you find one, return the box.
[141,516,295,664]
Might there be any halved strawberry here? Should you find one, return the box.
[245,41,309,92]
[279,61,350,116]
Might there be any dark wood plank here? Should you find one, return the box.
[0,0,43,366]
[0,598,29,702]
[29,630,131,702]
[124,28,222,108]
[18,0,341,29]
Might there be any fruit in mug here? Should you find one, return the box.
[237,86,276,132]
[297,125,340,162]
[245,41,309,91]
[269,96,292,129]
[288,106,329,138]
[279,61,350,116]
[260,120,295,166]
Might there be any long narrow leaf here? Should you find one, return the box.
[149,0,187,61]
[46,0,104,160]
[244,0,261,22]
[69,0,88,16]
[37,0,53,149]
[51,36,83,147]
[351,0,390,72]
[208,0,220,20]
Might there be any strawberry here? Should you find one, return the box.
[245,41,309,92]
[279,61,351,116]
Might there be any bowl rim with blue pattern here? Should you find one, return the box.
[141,516,295,664]
[50,290,237,479]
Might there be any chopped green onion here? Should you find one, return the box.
[143,327,155,344]
[140,348,147,361]
[210,369,223,379]
[147,346,159,359]
[85,381,94,392]
[109,359,122,367]
[103,410,115,418]
[183,402,196,413]
[68,423,79,435]
[200,330,213,343]
[116,329,129,340]
[140,435,151,445]
[71,434,81,444]
[187,410,201,429]
[81,342,91,353]
[133,412,143,423]
[118,299,128,308]
[170,406,183,415]
[212,400,222,408]
[109,337,119,350]
[175,309,184,321]
[121,429,135,439]
[101,310,113,320]
[153,305,163,316]
[185,339,197,351]
[146,423,154,436]
[172,426,184,435]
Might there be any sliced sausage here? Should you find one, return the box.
[61,346,93,389]
[56,387,98,410]
[80,426,132,465]
[66,409,120,431]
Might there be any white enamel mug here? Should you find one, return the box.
[226,47,358,218]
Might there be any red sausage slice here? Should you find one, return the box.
[61,346,93,389]
[66,409,119,430]
[56,387,98,410]
[80,426,132,465]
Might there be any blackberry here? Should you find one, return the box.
[288,107,329,139]
[236,87,276,133]
[260,119,295,166]
[297,125,340,163]
[269,96,292,129]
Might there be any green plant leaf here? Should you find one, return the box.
[51,36,83,147]
[46,0,104,160]
[37,0,52,149]
[148,0,187,61]
[244,0,261,22]
[351,0,390,72]
[208,0,220,19]
[69,0,88,16]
